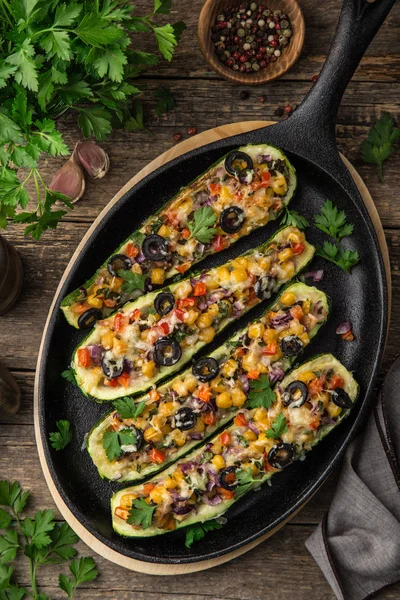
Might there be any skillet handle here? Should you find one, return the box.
[288,0,397,146]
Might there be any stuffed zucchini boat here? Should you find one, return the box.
[72,226,314,402]
[111,354,359,538]
[61,144,297,328]
[87,283,329,482]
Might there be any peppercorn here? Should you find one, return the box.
[240,90,250,100]
[284,104,292,114]
[187,127,197,136]
[173,133,182,142]
[312,74,319,83]
[259,95,266,103]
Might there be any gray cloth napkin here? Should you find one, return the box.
[306,356,400,600]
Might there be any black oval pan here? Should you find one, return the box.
[36,0,393,564]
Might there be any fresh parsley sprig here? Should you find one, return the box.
[313,199,354,241]
[61,368,77,386]
[247,374,276,410]
[0,480,98,599]
[234,468,260,498]
[361,112,400,182]
[0,0,186,239]
[112,397,146,419]
[188,206,217,244]
[316,242,360,273]
[118,270,147,294]
[184,519,223,548]
[103,428,138,461]
[281,208,309,230]
[127,498,156,529]
[49,420,72,451]
[266,412,288,439]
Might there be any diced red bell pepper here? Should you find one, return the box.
[262,343,277,356]
[176,263,190,274]
[175,309,185,322]
[126,243,139,258]
[77,347,91,368]
[177,297,196,308]
[292,243,305,255]
[130,308,141,321]
[247,370,260,380]
[209,183,221,195]
[329,375,344,389]
[219,431,231,445]
[114,313,129,332]
[234,413,247,427]
[181,228,190,239]
[104,378,119,387]
[202,412,217,426]
[117,372,130,388]
[212,235,226,252]
[149,449,166,464]
[193,281,207,297]
[159,321,170,335]
[217,486,234,500]
[198,385,211,402]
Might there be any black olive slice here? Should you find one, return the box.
[101,354,125,379]
[331,387,353,409]
[175,407,197,431]
[192,357,219,382]
[154,292,175,316]
[268,443,295,469]
[282,380,308,408]
[142,234,169,262]
[154,337,182,366]
[225,151,254,177]
[280,335,304,357]
[219,466,238,490]
[254,276,275,300]
[220,206,245,234]
[119,427,144,455]
[107,254,132,277]
[77,308,102,329]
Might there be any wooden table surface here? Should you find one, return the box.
[1,0,400,597]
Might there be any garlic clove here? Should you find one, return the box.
[49,155,85,203]
[74,141,110,179]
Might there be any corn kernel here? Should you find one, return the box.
[207,303,220,317]
[248,322,265,339]
[114,507,129,520]
[184,374,198,393]
[113,338,128,355]
[280,291,297,306]
[131,263,143,275]
[212,455,226,470]
[144,427,163,443]
[205,276,220,290]
[328,403,342,418]
[159,402,176,417]
[211,377,226,393]
[158,224,172,237]
[263,328,278,344]
[175,280,193,299]
[302,299,311,315]
[231,388,246,407]
[199,327,215,343]
[110,278,123,292]
[196,312,213,329]
[232,256,248,269]
[231,268,248,283]
[271,173,288,195]
[173,469,184,482]
[287,231,305,244]
[164,477,177,489]
[190,419,205,433]
[299,332,310,345]
[278,248,294,263]
[101,330,114,350]
[257,256,271,271]
[221,358,237,378]
[254,407,268,422]
[184,309,199,326]
[120,493,136,509]
[216,266,231,283]
[216,392,232,409]
[142,360,156,378]
[243,430,257,442]
[281,261,296,279]
[243,462,259,475]
[151,268,166,286]
[149,486,166,504]
[171,429,187,447]
[87,294,103,309]
[211,441,223,454]
[242,353,255,372]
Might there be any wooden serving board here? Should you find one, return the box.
[34,121,391,576]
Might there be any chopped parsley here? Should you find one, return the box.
[112,398,146,419]
[49,420,72,450]
[127,498,156,529]
[266,413,288,439]
[103,428,137,461]
[247,374,277,409]
[117,270,147,294]
[188,206,217,244]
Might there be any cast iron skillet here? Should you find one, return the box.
[37,0,394,564]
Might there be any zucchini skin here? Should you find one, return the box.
[61,143,297,328]
[111,354,358,538]
[87,282,329,483]
[72,226,315,402]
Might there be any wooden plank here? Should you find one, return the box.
[8,526,400,599]
[1,223,399,372]
[126,0,400,81]
[12,78,400,228]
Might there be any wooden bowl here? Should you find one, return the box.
[198,0,305,85]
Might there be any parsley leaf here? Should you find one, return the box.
[155,88,176,117]
[154,23,185,61]
[234,468,260,498]
[49,420,72,451]
[313,199,354,241]
[62,368,77,385]
[247,374,276,409]
[188,206,217,243]
[266,413,288,439]
[184,519,223,548]
[316,242,360,273]
[103,428,138,461]
[21,509,55,549]
[281,208,309,230]
[59,557,99,599]
[112,398,146,419]
[154,0,172,14]
[0,529,20,563]
[117,269,147,294]
[77,106,113,140]
[361,112,400,182]
[0,481,29,515]
[127,498,156,528]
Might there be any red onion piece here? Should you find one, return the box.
[303,269,324,283]
[336,321,352,335]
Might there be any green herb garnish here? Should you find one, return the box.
[49,420,72,451]
[112,398,146,419]
[155,87,176,117]
[281,208,309,230]
[184,519,223,548]
[247,374,276,409]
[188,206,217,243]
[360,112,400,182]
[266,413,288,439]
[103,428,138,461]
[61,368,76,385]
[234,468,259,498]
[0,480,98,598]
[117,269,147,294]
[316,241,360,273]
[313,199,354,241]
[127,498,156,528]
